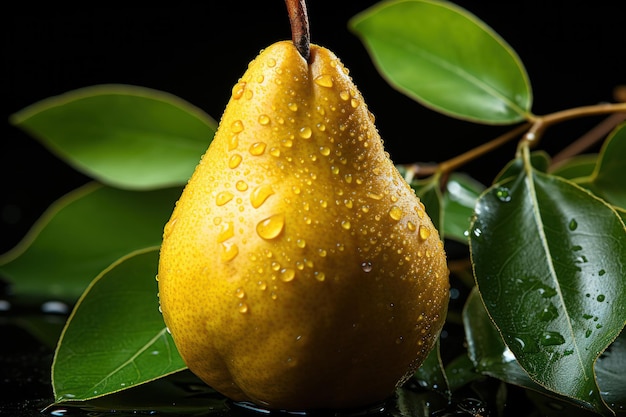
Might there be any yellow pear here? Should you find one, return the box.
[157,40,449,411]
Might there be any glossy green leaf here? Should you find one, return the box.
[550,154,598,180]
[10,84,215,190]
[577,122,626,209]
[442,173,485,243]
[469,150,626,415]
[594,330,626,412]
[463,287,547,391]
[414,340,450,400]
[349,0,532,123]
[443,353,482,392]
[464,288,624,415]
[0,183,181,304]
[52,248,186,403]
[47,371,225,415]
[493,150,550,184]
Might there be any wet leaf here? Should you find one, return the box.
[469,149,626,415]
[442,173,485,244]
[463,288,543,391]
[594,330,626,412]
[463,288,624,415]
[10,84,215,190]
[349,0,532,124]
[52,248,186,403]
[0,183,181,304]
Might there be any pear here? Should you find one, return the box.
[157,40,449,411]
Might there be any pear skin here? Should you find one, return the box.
[158,40,449,411]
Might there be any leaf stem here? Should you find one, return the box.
[403,101,626,179]
[521,102,626,145]
[284,0,310,61]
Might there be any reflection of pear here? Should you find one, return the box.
[157,40,449,411]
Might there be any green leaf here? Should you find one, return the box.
[594,330,626,412]
[550,154,598,181]
[464,288,624,415]
[469,153,626,415]
[10,84,216,190]
[0,183,181,304]
[443,353,483,392]
[577,122,626,209]
[442,173,485,244]
[48,371,225,415]
[349,0,532,124]
[493,150,550,184]
[52,248,186,403]
[413,340,450,401]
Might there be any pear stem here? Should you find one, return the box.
[285,0,311,61]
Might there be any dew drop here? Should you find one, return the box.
[238,303,248,314]
[231,120,244,133]
[341,220,351,230]
[316,123,326,132]
[350,98,359,108]
[256,214,285,240]
[249,142,267,156]
[598,269,606,276]
[319,146,331,156]
[228,134,239,151]
[231,82,246,100]
[288,102,298,112]
[339,91,350,101]
[361,261,373,273]
[569,218,578,231]
[234,287,246,299]
[389,206,403,221]
[245,90,253,100]
[314,271,326,282]
[314,74,334,87]
[221,241,239,262]
[236,180,248,191]
[296,239,306,248]
[216,191,234,206]
[229,153,243,169]
[496,187,512,202]
[539,303,558,321]
[280,268,296,282]
[163,217,178,239]
[258,114,271,125]
[407,221,416,232]
[250,184,274,208]
[539,331,565,346]
[270,147,281,157]
[597,294,606,302]
[217,221,235,243]
[267,58,276,67]
[299,126,312,139]
[418,225,431,241]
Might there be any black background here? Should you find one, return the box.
[3,1,625,254]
